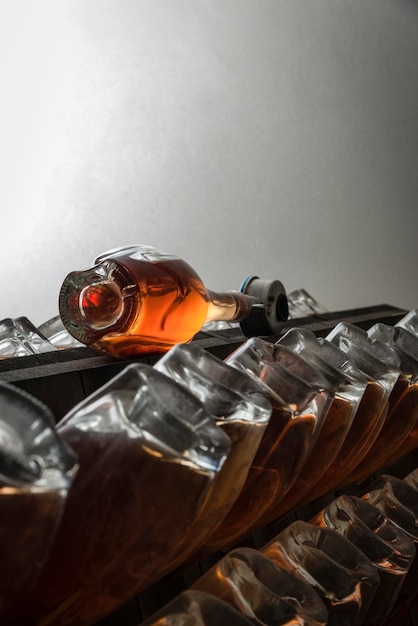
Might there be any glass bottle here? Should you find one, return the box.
[58,244,288,358]
[275,327,367,513]
[261,520,380,626]
[404,468,418,491]
[286,288,329,318]
[203,338,334,551]
[317,322,400,491]
[395,308,418,336]
[362,474,418,621]
[153,342,272,569]
[191,546,329,625]
[141,590,255,626]
[0,382,77,625]
[344,323,418,483]
[19,364,230,626]
[311,494,416,625]
[0,316,57,358]
[38,315,84,349]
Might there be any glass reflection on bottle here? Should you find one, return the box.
[19,364,230,626]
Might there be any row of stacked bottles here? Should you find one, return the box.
[0,246,418,626]
[141,470,418,626]
[1,304,418,625]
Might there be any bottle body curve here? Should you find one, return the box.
[59,245,210,357]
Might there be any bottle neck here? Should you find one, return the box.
[204,290,258,324]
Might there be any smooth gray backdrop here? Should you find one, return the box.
[1,0,417,325]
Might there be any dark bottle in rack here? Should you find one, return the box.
[308,322,400,496]
[261,520,380,626]
[362,473,418,622]
[141,590,255,625]
[311,494,416,625]
[203,338,335,551]
[344,323,418,484]
[191,546,328,625]
[19,364,230,626]
[153,342,272,571]
[0,383,77,625]
[274,327,367,514]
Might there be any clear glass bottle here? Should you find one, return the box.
[0,382,77,625]
[153,342,272,569]
[19,364,230,626]
[395,308,418,336]
[203,338,335,551]
[191,546,329,625]
[0,316,57,358]
[275,327,367,513]
[344,323,418,483]
[38,315,84,349]
[261,520,380,626]
[286,288,328,318]
[59,244,288,358]
[311,494,416,625]
[141,590,255,626]
[363,474,418,621]
[319,322,400,490]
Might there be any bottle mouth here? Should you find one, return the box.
[78,282,123,329]
[59,262,138,346]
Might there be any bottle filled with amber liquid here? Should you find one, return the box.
[363,473,418,623]
[59,245,288,358]
[203,338,335,552]
[153,342,272,571]
[261,520,380,626]
[274,327,368,515]
[311,322,400,494]
[343,323,418,484]
[311,494,416,625]
[0,382,77,626]
[19,364,230,626]
[191,546,328,625]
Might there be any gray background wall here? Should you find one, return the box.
[1,0,417,326]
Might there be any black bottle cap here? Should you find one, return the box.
[239,275,289,337]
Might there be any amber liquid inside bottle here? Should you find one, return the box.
[308,380,387,499]
[191,548,329,626]
[204,402,317,552]
[311,507,413,626]
[363,479,418,622]
[261,532,378,626]
[157,418,265,572]
[20,428,214,626]
[272,396,355,517]
[376,381,418,468]
[344,378,418,485]
[386,426,418,467]
[91,256,209,358]
[0,489,63,625]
